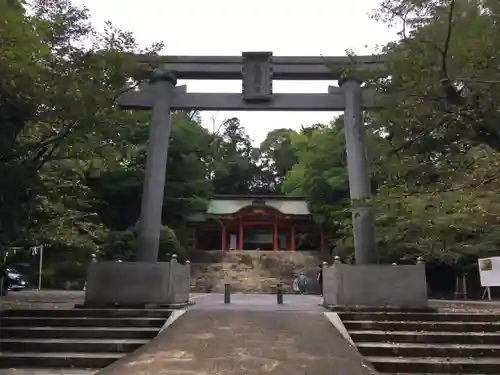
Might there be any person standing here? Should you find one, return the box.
[297,270,308,294]
[317,264,323,296]
[292,273,300,294]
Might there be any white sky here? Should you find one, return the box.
[79,0,398,145]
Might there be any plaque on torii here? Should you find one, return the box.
[242,52,273,102]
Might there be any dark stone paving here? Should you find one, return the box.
[97,309,377,375]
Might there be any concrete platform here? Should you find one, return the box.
[190,293,325,312]
[96,310,377,375]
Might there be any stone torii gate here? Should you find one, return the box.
[118,52,385,265]
[84,52,428,309]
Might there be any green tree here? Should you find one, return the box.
[209,117,261,194]
[257,128,298,193]
[0,0,162,284]
[283,120,350,239]
[333,0,500,265]
[372,0,500,165]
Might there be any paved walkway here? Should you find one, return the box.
[97,310,376,375]
[190,293,325,312]
[3,290,500,313]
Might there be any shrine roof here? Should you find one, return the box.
[206,195,311,216]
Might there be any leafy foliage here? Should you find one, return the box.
[340,0,500,266]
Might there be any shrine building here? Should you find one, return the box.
[187,195,324,251]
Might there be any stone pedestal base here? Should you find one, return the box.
[84,261,190,307]
[323,264,428,309]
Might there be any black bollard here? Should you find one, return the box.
[224,283,231,304]
[277,283,283,305]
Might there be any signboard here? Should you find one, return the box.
[242,52,272,102]
[478,256,500,287]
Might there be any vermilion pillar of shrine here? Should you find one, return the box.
[238,221,244,250]
[273,222,279,250]
[320,230,325,252]
[290,225,296,251]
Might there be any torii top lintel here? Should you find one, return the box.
[132,51,387,81]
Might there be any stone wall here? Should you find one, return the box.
[190,250,322,293]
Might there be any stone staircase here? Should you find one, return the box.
[0,308,171,373]
[190,250,322,293]
[338,310,500,374]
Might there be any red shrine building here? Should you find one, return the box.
[187,195,324,251]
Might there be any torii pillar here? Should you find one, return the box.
[339,78,378,265]
[82,68,192,308]
[135,69,177,262]
[323,79,427,310]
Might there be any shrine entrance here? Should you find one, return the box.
[187,195,323,251]
[117,51,387,265]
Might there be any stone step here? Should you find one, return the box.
[0,327,158,340]
[0,352,124,369]
[328,306,435,313]
[3,309,171,319]
[0,338,149,353]
[366,356,500,374]
[1,317,166,328]
[343,320,500,332]
[338,312,500,322]
[357,342,500,357]
[0,369,99,375]
[349,330,500,344]
[378,372,486,375]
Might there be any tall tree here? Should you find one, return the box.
[372,0,500,162]
[0,0,162,281]
[257,128,298,193]
[209,117,261,194]
[282,120,351,230]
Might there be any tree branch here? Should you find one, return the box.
[112,80,141,102]
[441,0,456,79]
[0,120,79,164]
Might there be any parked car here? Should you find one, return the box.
[5,267,28,291]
